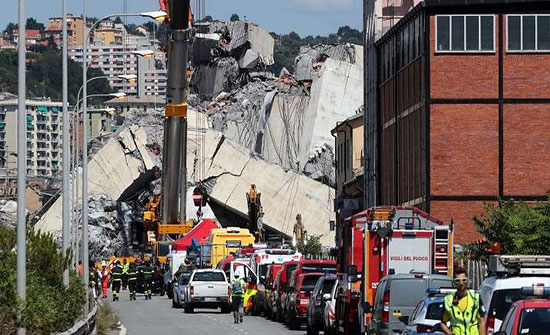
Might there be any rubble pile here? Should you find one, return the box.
[199,40,363,186]
[191,20,275,100]
[0,200,18,230]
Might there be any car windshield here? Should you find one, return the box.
[301,276,321,292]
[193,271,225,282]
[489,289,522,320]
[518,308,550,335]
[322,279,337,294]
[426,301,445,320]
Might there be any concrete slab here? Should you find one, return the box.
[298,58,363,167]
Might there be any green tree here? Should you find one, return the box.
[0,226,85,334]
[25,18,46,32]
[0,49,112,104]
[297,234,323,257]
[230,14,240,22]
[199,15,213,22]
[472,198,550,255]
[4,23,18,37]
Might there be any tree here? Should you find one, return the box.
[4,23,18,37]
[472,197,550,255]
[200,15,213,22]
[230,14,240,22]
[114,16,123,24]
[0,226,85,333]
[0,49,112,104]
[25,18,45,32]
[297,234,323,257]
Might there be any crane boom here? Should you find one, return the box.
[161,0,191,227]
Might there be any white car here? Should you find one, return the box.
[185,269,231,314]
[323,279,338,335]
[479,276,550,334]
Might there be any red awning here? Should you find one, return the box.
[171,219,218,251]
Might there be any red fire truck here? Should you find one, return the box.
[334,206,454,335]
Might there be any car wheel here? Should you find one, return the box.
[184,304,194,314]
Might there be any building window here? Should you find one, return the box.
[507,14,550,52]
[436,15,495,52]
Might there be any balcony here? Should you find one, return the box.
[37,118,48,125]
[36,127,47,134]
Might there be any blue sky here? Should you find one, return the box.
[1,0,362,36]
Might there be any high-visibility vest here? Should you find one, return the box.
[443,290,480,335]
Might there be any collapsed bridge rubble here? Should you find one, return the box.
[34,20,364,254]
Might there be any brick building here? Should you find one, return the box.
[374,0,550,243]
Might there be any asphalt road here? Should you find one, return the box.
[108,289,306,335]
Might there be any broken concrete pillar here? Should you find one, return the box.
[193,33,221,65]
[191,57,240,100]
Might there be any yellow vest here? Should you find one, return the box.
[443,290,480,335]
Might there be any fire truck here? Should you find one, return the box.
[334,206,454,335]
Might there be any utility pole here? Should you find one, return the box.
[62,0,70,288]
[16,0,27,333]
[81,0,90,314]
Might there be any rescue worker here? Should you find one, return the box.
[440,268,486,335]
[231,273,246,324]
[127,262,138,300]
[141,260,154,300]
[122,258,129,290]
[110,260,123,301]
[100,264,109,299]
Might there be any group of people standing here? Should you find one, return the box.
[89,258,159,301]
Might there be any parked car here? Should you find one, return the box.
[282,260,337,320]
[172,272,191,308]
[368,273,453,335]
[185,269,231,314]
[479,276,550,334]
[402,296,446,335]
[285,272,324,330]
[306,275,337,335]
[323,279,339,335]
[495,285,550,335]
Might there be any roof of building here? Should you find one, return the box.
[377,0,550,46]
[104,95,166,106]
[331,112,364,134]
[0,98,63,107]
[13,29,41,39]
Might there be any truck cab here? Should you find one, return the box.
[208,227,255,267]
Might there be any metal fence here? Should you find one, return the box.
[55,304,97,335]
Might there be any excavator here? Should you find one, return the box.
[139,0,194,261]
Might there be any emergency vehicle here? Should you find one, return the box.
[334,206,454,335]
[248,248,303,314]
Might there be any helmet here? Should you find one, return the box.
[114,259,120,265]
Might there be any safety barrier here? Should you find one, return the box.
[55,303,97,335]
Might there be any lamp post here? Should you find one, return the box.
[17,0,26,332]
[62,0,70,288]
[81,9,166,313]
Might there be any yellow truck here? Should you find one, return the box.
[208,227,255,267]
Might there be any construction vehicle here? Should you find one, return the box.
[334,206,454,335]
[208,227,256,267]
[247,184,264,243]
[137,0,195,258]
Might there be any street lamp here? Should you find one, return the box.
[132,49,155,59]
[81,8,166,313]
